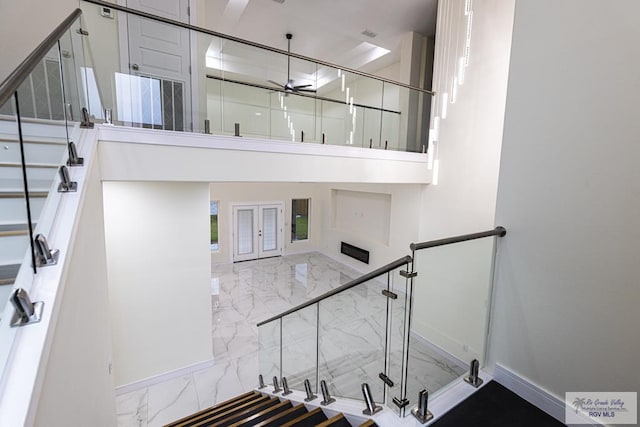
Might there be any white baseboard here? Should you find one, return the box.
[410,330,468,372]
[494,364,601,426]
[115,358,215,396]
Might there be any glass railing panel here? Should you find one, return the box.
[317,273,389,402]
[387,266,410,416]
[0,94,26,384]
[381,82,403,151]
[218,39,288,139]
[258,318,281,389]
[71,17,104,123]
[318,68,384,148]
[17,44,69,236]
[285,57,319,143]
[0,95,30,311]
[77,2,122,125]
[199,34,223,134]
[58,23,84,126]
[405,236,497,410]
[281,304,318,392]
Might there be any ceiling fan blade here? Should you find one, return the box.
[293,84,313,89]
[267,80,285,89]
[296,88,317,93]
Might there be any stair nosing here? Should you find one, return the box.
[164,391,259,427]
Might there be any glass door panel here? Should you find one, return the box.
[233,205,258,261]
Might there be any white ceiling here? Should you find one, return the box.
[202,0,438,74]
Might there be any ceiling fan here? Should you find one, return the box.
[268,33,316,94]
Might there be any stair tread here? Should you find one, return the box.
[0,191,48,198]
[0,162,59,168]
[164,392,259,427]
[173,395,271,427]
[316,414,351,427]
[199,397,280,427]
[252,404,308,427]
[280,407,327,427]
[358,420,377,427]
[227,400,293,427]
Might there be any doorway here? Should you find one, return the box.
[232,203,284,262]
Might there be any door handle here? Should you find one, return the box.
[131,63,139,71]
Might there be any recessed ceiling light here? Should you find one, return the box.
[361,29,377,38]
[272,0,285,3]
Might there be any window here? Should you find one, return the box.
[210,201,219,251]
[291,199,310,242]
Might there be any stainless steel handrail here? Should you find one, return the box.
[256,255,412,327]
[410,226,507,252]
[81,0,434,96]
[0,9,82,108]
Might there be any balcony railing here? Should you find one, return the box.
[77,0,433,153]
[0,8,97,383]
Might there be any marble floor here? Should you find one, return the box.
[116,252,464,426]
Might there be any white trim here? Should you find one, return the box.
[97,125,429,163]
[115,358,215,396]
[409,330,468,372]
[494,364,601,426]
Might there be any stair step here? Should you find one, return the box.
[165,392,260,427]
[0,162,59,169]
[252,404,308,427]
[280,407,327,427]
[201,397,281,427]
[358,420,377,427]
[172,395,271,427]
[227,400,293,427]
[0,191,48,199]
[316,414,352,427]
[0,264,20,286]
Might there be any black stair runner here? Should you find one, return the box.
[164,391,377,427]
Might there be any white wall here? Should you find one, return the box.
[209,182,424,272]
[412,0,515,358]
[103,181,212,387]
[320,183,424,271]
[489,0,640,399]
[0,0,76,83]
[33,146,117,426]
[210,183,325,264]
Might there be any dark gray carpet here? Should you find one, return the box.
[430,381,566,427]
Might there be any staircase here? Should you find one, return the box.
[0,117,69,288]
[164,391,377,427]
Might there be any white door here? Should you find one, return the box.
[232,204,283,262]
[124,0,192,130]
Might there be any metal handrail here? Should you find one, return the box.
[256,255,412,327]
[409,226,507,252]
[0,9,82,108]
[81,0,434,96]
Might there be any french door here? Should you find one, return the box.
[232,203,284,262]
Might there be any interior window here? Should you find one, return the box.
[291,199,309,242]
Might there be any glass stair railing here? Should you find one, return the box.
[257,227,506,420]
[77,0,433,153]
[0,8,102,381]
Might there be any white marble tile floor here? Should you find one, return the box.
[115,252,465,427]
